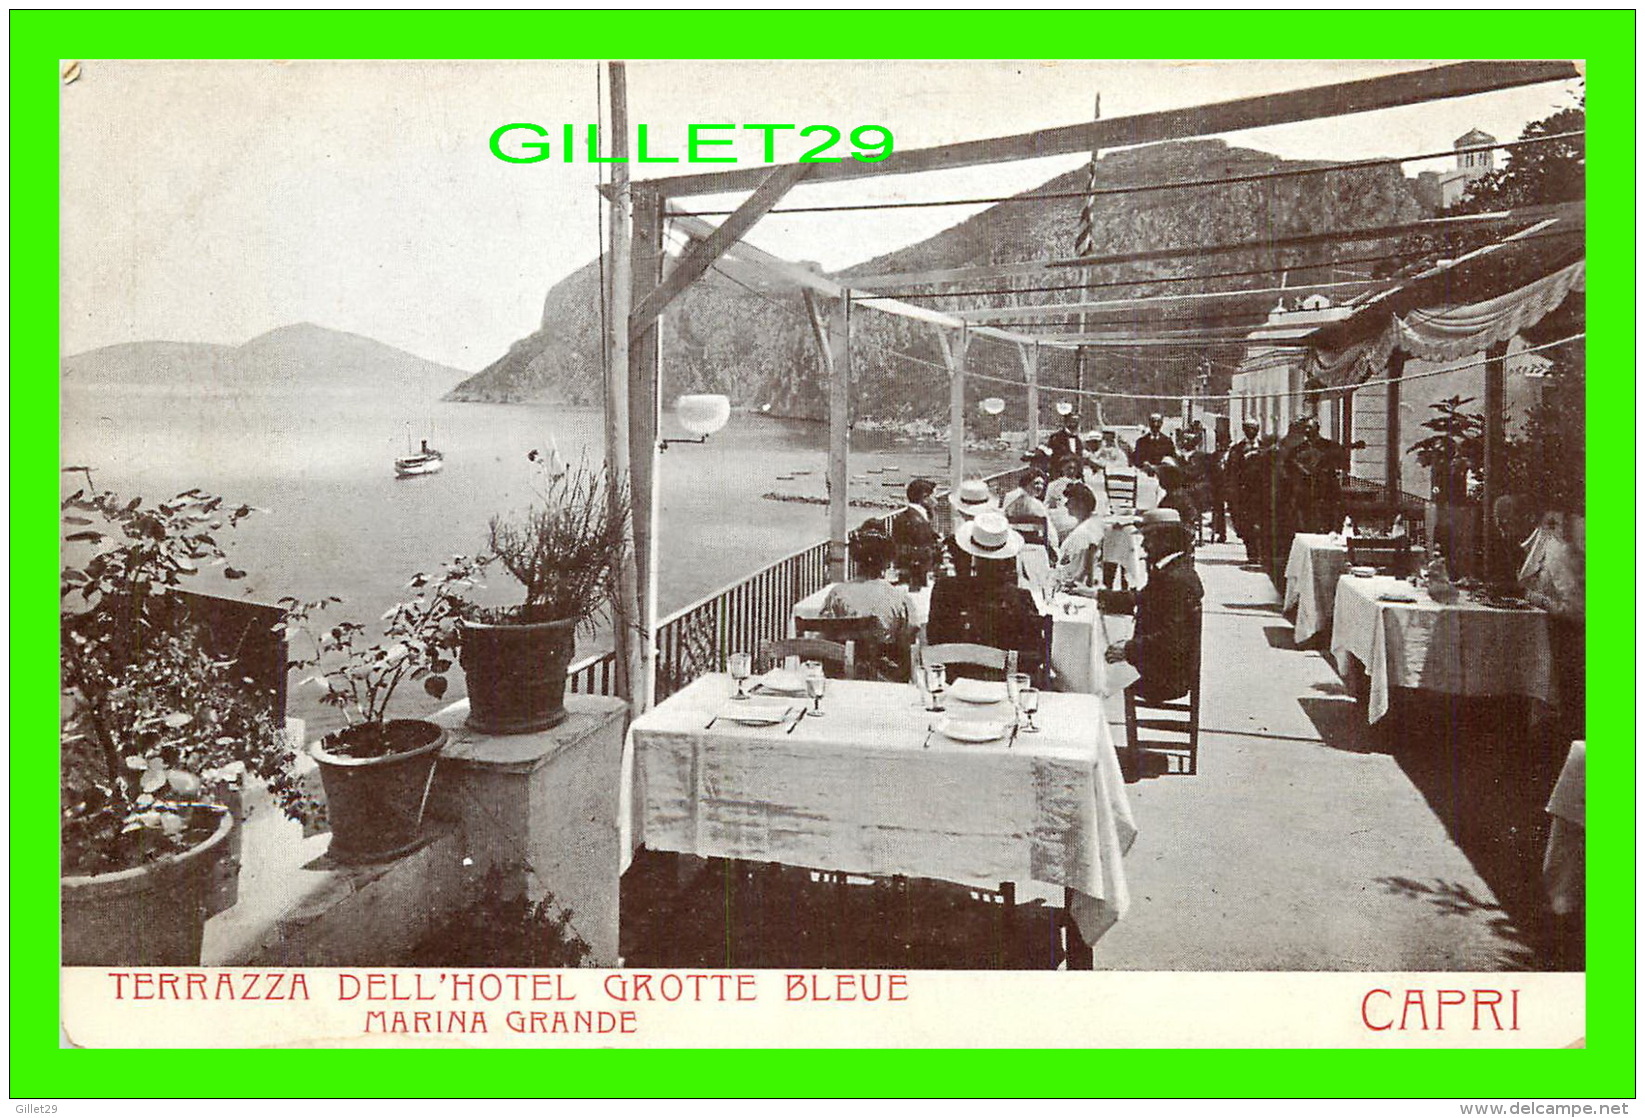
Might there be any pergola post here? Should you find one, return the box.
[627,185,665,710]
[1017,342,1040,454]
[602,62,637,702]
[938,330,972,495]
[827,294,852,583]
[1481,339,1509,580]
[1384,352,1406,510]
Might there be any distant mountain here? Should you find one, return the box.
[62,323,470,400]
[446,139,1426,425]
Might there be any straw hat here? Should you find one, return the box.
[948,479,999,519]
[1138,508,1184,534]
[955,510,1025,561]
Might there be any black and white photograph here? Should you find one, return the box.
[58,58,1587,1040]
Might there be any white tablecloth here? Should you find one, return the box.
[1329,575,1557,724]
[625,674,1137,945]
[1283,533,1348,644]
[1543,740,1585,916]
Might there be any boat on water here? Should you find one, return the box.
[395,438,444,478]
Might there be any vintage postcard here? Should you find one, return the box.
[49,51,1599,1064]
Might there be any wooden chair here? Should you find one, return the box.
[920,642,1009,681]
[1105,471,1138,513]
[795,615,903,681]
[757,637,855,680]
[1122,607,1203,777]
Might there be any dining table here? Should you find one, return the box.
[623,673,1138,954]
[1283,532,1349,645]
[1329,573,1558,724]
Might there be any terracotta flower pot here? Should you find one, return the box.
[459,617,577,735]
[311,720,447,864]
[61,805,234,966]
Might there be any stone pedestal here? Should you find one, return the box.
[431,694,629,965]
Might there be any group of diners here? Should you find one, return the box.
[815,460,1202,708]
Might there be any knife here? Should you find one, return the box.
[1006,720,1020,749]
[784,708,804,734]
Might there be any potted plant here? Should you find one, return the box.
[283,554,484,863]
[459,457,629,734]
[60,476,316,965]
[1407,395,1484,577]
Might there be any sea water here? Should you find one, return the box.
[61,387,1011,732]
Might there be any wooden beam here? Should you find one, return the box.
[1384,350,1404,509]
[955,278,1378,321]
[1481,340,1508,582]
[801,289,832,363]
[630,161,814,340]
[938,331,972,496]
[637,61,1577,198]
[603,62,638,704]
[628,185,665,710]
[1018,343,1040,455]
[827,296,852,584]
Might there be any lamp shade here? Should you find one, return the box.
[1054,401,1074,416]
[978,397,1005,416]
[675,394,731,437]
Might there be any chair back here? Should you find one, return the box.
[758,637,856,680]
[920,642,1009,681]
[1346,536,1418,577]
[795,616,902,681]
[1105,471,1139,512]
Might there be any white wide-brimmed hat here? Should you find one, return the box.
[948,478,999,520]
[955,510,1025,561]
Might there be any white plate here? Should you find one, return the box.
[718,703,793,726]
[757,670,807,695]
[1349,565,1379,577]
[948,677,1007,704]
[937,718,1008,743]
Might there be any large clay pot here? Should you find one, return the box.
[62,806,234,965]
[459,617,577,735]
[311,720,447,864]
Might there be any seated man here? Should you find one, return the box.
[889,477,942,589]
[1092,429,1132,472]
[1105,508,1203,703]
[927,511,1045,682]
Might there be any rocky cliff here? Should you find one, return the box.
[446,140,1424,425]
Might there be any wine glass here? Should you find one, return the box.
[1018,685,1041,733]
[923,662,947,712]
[728,651,752,700]
[802,660,827,717]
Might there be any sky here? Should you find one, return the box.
[59,59,1583,372]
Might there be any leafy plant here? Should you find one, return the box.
[408,867,593,967]
[281,553,488,728]
[480,456,629,629]
[1407,396,1484,504]
[59,473,315,874]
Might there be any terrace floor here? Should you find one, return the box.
[619,539,1580,972]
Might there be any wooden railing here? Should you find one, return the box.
[568,466,1018,702]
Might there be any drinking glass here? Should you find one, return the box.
[1007,672,1031,721]
[802,660,827,716]
[1018,686,1041,733]
[728,651,752,700]
[923,663,947,712]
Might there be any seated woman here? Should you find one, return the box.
[821,525,914,680]
[1001,467,1060,552]
[926,511,1046,682]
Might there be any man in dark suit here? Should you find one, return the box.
[1045,411,1084,468]
[1223,419,1261,559]
[1133,413,1176,472]
[1105,508,1203,703]
[889,477,942,589]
